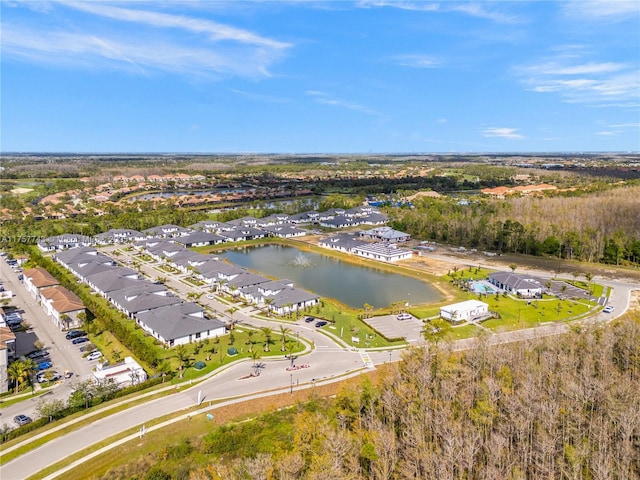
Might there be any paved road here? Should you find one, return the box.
[0,259,95,429]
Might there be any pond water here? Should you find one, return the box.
[219,244,441,309]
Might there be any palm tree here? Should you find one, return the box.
[264,298,274,316]
[584,272,594,304]
[8,359,36,392]
[249,350,261,375]
[260,327,273,352]
[246,330,256,353]
[174,345,191,375]
[279,325,291,352]
[60,314,71,330]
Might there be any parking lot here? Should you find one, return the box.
[1,255,99,426]
[362,314,425,344]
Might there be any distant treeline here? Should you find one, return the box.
[389,186,640,265]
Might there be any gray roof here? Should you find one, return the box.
[85,267,140,293]
[146,240,185,256]
[74,260,116,278]
[54,246,100,264]
[320,234,366,250]
[489,272,543,291]
[174,231,225,246]
[110,288,182,314]
[198,260,245,278]
[136,302,226,342]
[270,287,319,308]
[226,271,270,289]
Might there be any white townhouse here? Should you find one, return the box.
[135,302,226,346]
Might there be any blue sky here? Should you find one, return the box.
[2,1,639,153]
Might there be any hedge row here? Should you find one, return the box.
[28,247,160,369]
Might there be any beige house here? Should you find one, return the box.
[0,327,16,393]
[39,286,85,330]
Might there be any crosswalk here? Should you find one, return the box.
[359,351,375,369]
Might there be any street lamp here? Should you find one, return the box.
[290,373,293,394]
[389,351,392,364]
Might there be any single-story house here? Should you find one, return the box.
[135,302,226,346]
[352,242,413,262]
[360,226,410,243]
[319,234,367,253]
[95,229,146,245]
[37,234,93,252]
[489,272,544,298]
[440,300,489,323]
[173,231,225,248]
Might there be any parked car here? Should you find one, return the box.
[80,344,95,353]
[304,316,316,323]
[603,305,615,313]
[37,361,52,371]
[37,371,61,383]
[206,294,214,300]
[14,415,32,426]
[27,350,50,361]
[65,330,86,340]
[315,320,328,328]
[397,313,412,321]
[86,351,102,361]
[72,337,90,345]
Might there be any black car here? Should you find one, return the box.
[27,350,50,361]
[315,320,328,328]
[14,415,32,426]
[65,330,86,340]
[304,316,316,323]
[72,337,90,344]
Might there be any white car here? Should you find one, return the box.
[603,305,615,313]
[206,294,214,300]
[86,351,102,361]
[397,313,412,321]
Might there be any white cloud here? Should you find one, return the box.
[563,1,640,21]
[516,56,639,107]
[306,90,377,116]
[1,24,281,79]
[1,2,290,79]
[393,54,441,68]
[64,2,290,50]
[357,0,522,23]
[596,131,618,136]
[229,89,291,103]
[482,128,524,140]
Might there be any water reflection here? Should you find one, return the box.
[219,244,441,309]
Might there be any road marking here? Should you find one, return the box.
[360,352,375,369]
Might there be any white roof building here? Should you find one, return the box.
[93,356,147,387]
[440,300,489,323]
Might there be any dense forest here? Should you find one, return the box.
[389,185,640,265]
[99,314,640,480]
